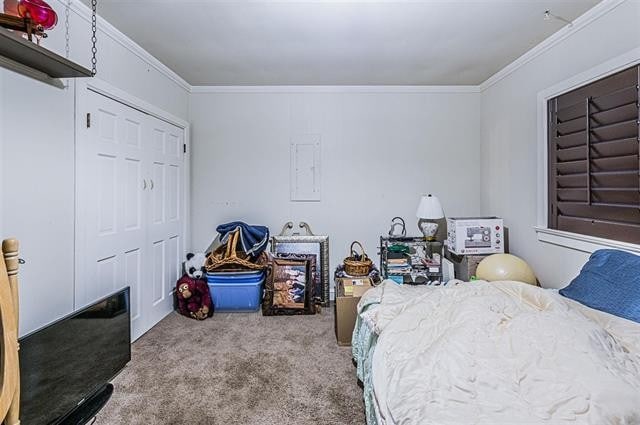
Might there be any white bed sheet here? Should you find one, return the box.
[353,282,438,424]
[368,280,640,425]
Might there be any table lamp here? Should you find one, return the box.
[416,194,444,241]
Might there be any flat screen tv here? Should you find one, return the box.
[19,287,131,425]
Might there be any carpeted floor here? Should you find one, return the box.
[94,309,365,425]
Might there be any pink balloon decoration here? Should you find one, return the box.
[17,0,57,30]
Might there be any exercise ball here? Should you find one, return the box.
[476,254,537,285]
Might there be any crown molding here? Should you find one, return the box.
[190,85,481,94]
[478,0,628,92]
[53,0,624,96]
[54,1,479,94]
[185,0,625,94]
[56,0,191,92]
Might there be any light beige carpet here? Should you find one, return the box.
[95,309,365,425]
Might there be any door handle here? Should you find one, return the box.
[150,179,154,190]
[143,179,147,190]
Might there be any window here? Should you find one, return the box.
[547,64,639,244]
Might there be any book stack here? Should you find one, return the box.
[386,257,412,274]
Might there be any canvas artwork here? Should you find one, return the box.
[271,236,330,306]
[275,253,320,305]
[272,263,307,309]
[262,258,315,316]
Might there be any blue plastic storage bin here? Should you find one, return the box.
[207,270,264,283]
[207,272,264,312]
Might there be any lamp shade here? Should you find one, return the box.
[416,194,444,219]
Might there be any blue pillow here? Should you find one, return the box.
[560,249,640,323]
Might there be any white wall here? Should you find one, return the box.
[5,0,632,336]
[480,0,640,288]
[0,0,189,335]
[190,89,482,280]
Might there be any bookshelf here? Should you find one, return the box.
[379,236,443,284]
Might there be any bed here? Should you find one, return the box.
[353,251,640,425]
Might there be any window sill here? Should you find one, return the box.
[535,227,640,255]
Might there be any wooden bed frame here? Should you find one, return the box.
[1,238,20,425]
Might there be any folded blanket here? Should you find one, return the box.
[216,221,270,257]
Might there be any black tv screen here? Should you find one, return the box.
[20,288,131,425]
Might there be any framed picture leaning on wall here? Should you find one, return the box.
[275,252,320,307]
[270,222,330,307]
[263,257,315,316]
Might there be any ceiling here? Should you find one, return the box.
[83,0,601,86]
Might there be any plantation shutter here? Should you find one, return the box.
[548,65,640,244]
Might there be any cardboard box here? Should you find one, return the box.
[446,217,505,255]
[338,277,373,297]
[334,280,363,346]
[444,250,489,281]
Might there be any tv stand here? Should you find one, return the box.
[56,383,114,425]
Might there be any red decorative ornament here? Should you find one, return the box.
[17,0,57,30]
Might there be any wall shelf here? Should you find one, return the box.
[0,27,92,87]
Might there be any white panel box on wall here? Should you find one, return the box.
[290,135,321,202]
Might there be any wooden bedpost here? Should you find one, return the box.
[1,238,20,425]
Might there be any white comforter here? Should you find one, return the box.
[370,280,640,425]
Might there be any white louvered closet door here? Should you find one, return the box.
[76,89,184,341]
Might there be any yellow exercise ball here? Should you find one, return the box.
[476,254,537,285]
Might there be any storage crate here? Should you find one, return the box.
[207,272,264,312]
[207,270,264,282]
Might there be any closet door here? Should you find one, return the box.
[76,88,185,341]
[145,118,183,326]
[76,90,148,340]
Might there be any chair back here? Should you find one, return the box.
[0,238,20,425]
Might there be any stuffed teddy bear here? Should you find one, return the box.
[175,253,213,320]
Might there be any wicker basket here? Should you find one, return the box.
[205,229,269,272]
[343,241,373,276]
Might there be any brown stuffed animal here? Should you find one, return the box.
[175,253,213,320]
[177,276,213,320]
